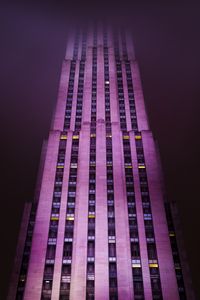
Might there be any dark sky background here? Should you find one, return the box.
[0,1,200,299]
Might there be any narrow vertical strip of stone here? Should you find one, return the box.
[112,124,134,300]
[82,47,92,124]
[70,61,80,131]
[23,131,60,300]
[51,131,72,299]
[130,61,149,131]
[65,31,75,60]
[77,30,82,60]
[70,125,90,299]
[51,60,71,131]
[125,31,135,61]
[118,29,123,60]
[129,131,152,300]
[142,131,179,299]
[121,63,132,131]
[95,121,109,300]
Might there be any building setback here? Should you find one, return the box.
[8,25,195,300]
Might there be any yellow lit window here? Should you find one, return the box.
[123,135,129,139]
[135,135,141,140]
[138,165,145,169]
[60,135,67,140]
[169,232,175,237]
[125,165,132,169]
[51,217,59,221]
[149,263,158,268]
[88,215,95,218]
[73,135,79,139]
[66,216,74,221]
[57,165,64,169]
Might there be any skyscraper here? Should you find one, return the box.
[8,26,195,300]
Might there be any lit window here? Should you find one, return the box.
[60,135,67,140]
[149,263,158,268]
[135,135,141,140]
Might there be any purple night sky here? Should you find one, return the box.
[0,1,200,298]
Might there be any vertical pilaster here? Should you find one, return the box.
[65,31,75,60]
[112,124,134,300]
[95,121,109,300]
[70,125,90,299]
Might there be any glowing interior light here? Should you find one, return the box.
[51,217,59,221]
[132,264,141,268]
[123,135,129,139]
[73,135,79,139]
[149,263,158,268]
[60,135,67,140]
[135,135,142,140]
[169,232,175,237]
[138,165,145,169]
[90,134,96,137]
[105,81,110,84]
[66,216,74,221]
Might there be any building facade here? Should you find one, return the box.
[8,26,195,300]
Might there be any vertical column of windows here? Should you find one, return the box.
[86,133,96,300]
[72,31,79,60]
[41,133,67,299]
[74,61,85,130]
[113,33,127,131]
[64,32,79,130]
[104,30,118,300]
[106,135,118,300]
[121,30,128,61]
[59,135,80,300]
[125,60,138,131]
[121,31,138,131]
[135,134,163,300]
[16,203,37,300]
[86,31,97,299]
[164,203,186,299]
[91,46,97,127]
[75,32,87,131]
[122,133,144,299]
[64,61,76,130]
